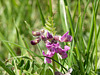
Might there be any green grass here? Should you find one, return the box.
[0,0,100,75]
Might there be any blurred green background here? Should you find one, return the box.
[0,0,100,74]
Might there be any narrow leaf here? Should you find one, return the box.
[37,0,45,26]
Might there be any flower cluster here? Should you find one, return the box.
[31,29,72,63]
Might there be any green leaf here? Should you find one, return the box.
[44,16,56,35]
[6,64,13,69]
[40,68,45,75]
[24,60,30,71]
[53,54,60,69]
[0,60,15,75]
[37,68,42,74]
[46,68,53,75]
[17,60,24,68]
[32,61,34,68]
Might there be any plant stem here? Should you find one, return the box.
[52,56,55,74]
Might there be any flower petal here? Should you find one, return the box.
[47,32,53,39]
[42,50,46,56]
[41,35,47,41]
[55,47,62,53]
[47,50,55,57]
[61,52,68,59]
[64,45,70,51]
[61,31,72,42]
[44,58,46,64]
[54,36,61,42]
[46,57,52,63]
[64,35,72,42]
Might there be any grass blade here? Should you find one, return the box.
[0,32,16,57]
[86,0,99,66]
[65,6,80,59]
[16,27,29,56]
[60,0,69,32]
[72,2,77,23]
[93,4,97,73]
[65,6,74,37]
[78,0,85,54]
[65,3,85,74]
[49,0,53,16]
[37,0,45,26]
[81,0,90,27]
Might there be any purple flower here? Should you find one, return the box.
[61,31,72,42]
[64,45,70,51]
[59,50,68,59]
[42,50,55,63]
[46,41,70,59]
[31,30,72,63]
[47,32,53,40]
[56,45,70,59]
[46,41,59,53]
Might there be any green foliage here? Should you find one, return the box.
[0,60,15,75]
[44,16,56,35]
[0,0,100,75]
[46,68,53,75]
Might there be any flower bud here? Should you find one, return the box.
[47,32,53,40]
[41,35,47,42]
[40,29,45,34]
[32,31,41,36]
[31,37,41,45]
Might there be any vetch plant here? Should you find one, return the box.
[31,29,72,74]
[0,0,100,75]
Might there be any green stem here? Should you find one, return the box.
[52,56,55,74]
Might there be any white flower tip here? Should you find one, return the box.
[68,68,73,73]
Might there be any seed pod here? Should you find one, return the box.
[32,31,41,36]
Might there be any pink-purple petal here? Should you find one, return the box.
[46,58,52,63]
[61,52,68,59]
[64,45,70,51]
[61,31,72,42]
[47,32,53,39]
[42,50,46,56]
